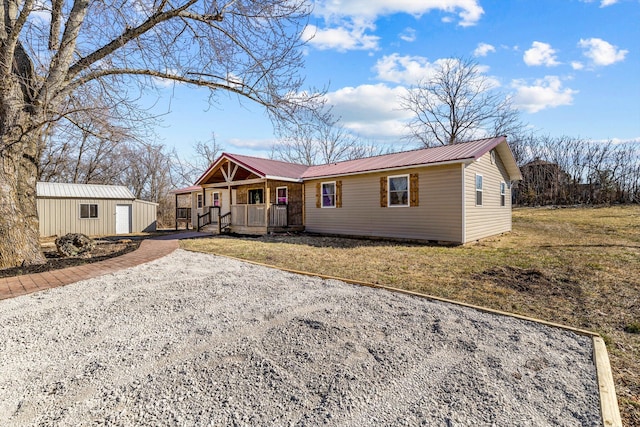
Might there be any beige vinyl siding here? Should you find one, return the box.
[464,150,513,242]
[38,198,157,237]
[304,164,463,243]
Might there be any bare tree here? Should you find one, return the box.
[165,134,225,188]
[194,134,224,168]
[191,133,224,178]
[400,57,523,147]
[512,135,640,206]
[119,143,169,202]
[0,0,315,268]
[273,105,371,165]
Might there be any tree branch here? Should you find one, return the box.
[48,0,63,50]
[1,0,35,77]
[63,68,274,109]
[67,1,198,79]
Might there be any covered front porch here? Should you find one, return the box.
[172,153,305,235]
[196,202,290,235]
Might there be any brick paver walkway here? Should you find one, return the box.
[0,232,209,301]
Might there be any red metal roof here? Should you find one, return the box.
[170,185,202,194]
[194,153,310,185]
[185,136,520,191]
[302,136,510,179]
[226,153,310,180]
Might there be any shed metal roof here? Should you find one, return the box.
[36,182,136,200]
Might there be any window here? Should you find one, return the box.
[276,187,288,204]
[475,174,483,206]
[197,194,203,208]
[388,175,409,207]
[212,192,220,207]
[500,182,506,207]
[248,189,264,204]
[80,203,98,219]
[490,150,496,164]
[321,182,335,208]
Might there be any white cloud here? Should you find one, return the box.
[373,54,439,85]
[313,0,484,27]
[303,0,484,52]
[580,0,619,7]
[512,76,577,113]
[571,61,584,70]
[326,84,412,139]
[473,42,496,57]
[302,23,379,51]
[399,27,417,42]
[306,1,484,52]
[523,42,560,67]
[578,37,627,66]
[589,136,640,145]
[373,54,499,90]
[152,69,181,88]
[227,138,276,152]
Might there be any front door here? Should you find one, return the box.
[115,204,132,234]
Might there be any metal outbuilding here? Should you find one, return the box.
[36,182,158,237]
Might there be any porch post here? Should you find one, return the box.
[175,193,178,230]
[265,181,270,227]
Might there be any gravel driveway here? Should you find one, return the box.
[0,249,601,426]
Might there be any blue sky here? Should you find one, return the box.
[148,0,640,159]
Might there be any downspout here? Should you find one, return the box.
[175,193,178,230]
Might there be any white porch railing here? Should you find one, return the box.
[269,204,287,227]
[231,204,267,227]
[247,205,266,226]
[231,205,247,226]
[229,204,287,228]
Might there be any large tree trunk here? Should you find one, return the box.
[0,135,45,269]
[0,41,46,269]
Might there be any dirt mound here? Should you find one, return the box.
[478,265,582,299]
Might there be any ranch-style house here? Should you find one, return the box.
[172,136,522,244]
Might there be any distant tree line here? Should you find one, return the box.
[510,135,640,206]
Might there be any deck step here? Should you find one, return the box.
[199,224,220,234]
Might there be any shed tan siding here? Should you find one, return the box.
[304,165,463,242]
[464,150,513,242]
[38,198,125,237]
[38,198,157,237]
[132,200,157,232]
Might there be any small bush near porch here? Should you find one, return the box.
[181,205,640,425]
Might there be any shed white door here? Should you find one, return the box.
[116,204,132,234]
